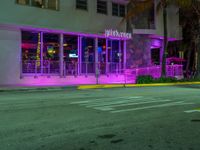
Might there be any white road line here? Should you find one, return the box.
[184,110,200,113]
[97,99,172,108]
[70,96,144,105]
[111,101,193,113]
[85,99,146,108]
[70,100,90,104]
[83,98,159,107]
[70,96,126,104]
[95,107,114,111]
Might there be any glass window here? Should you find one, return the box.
[76,0,87,10]
[63,35,78,75]
[16,0,59,10]
[16,0,30,5]
[112,3,118,16]
[98,39,106,74]
[21,31,60,74]
[43,33,60,74]
[97,0,107,15]
[112,3,126,17]
[21,31,41,73]
[119,5,125,17]
[81,37,95,74]
[31,0,45,8]
[47,0,58,10]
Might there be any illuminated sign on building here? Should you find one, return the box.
[69,54,78,58]
[105,29,132,39]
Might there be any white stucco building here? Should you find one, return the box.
[0,0,182,86]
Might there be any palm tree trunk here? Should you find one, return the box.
[186,45,192,78]
[161,6,168,77]
[197,36,200,77]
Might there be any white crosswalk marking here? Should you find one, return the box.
[184,110,200,113]
[70,96,194,113]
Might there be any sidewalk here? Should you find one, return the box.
[0,85,78,92]
[0,82,200,92]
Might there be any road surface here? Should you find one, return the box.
[0,85,200,150]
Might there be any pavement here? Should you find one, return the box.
[0,85,200,150]
[0,82,200,92]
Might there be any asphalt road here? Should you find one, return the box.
[0,85,200,150]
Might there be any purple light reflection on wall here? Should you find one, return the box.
[151,39,162,49]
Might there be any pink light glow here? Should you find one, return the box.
[149,34,180,42]
[151,39,162,48]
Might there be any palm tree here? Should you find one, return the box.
[179,1,200,78]
[123,0,195,77]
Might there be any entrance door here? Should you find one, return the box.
[97,38,106,74]
[151,48,160,65]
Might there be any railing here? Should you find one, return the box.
[21,60,60,75]
[166,65,183,77]
[21,60,124,76]
[64,61,78,76]
[132,65,183,78]
[21,61,183,80]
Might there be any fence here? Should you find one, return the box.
[21,60,124,76]
[21,60,183,82]
[132,65,183,79]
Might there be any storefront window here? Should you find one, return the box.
[107,40,124,73]
[63,35,78,75]
[81,37,95,74]
[43,33,60,74]
[98,38,106,74]
[112,40,120,63]
[21,31,41,73]
[21,31,126,76]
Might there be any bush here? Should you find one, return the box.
[136,75,200,84]
[136,75,177,84]
[153,77,177,83]
[136,75,153,84]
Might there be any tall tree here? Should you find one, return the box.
[179,1,200,78]
[123,0,195,77]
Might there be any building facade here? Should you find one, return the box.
[0,0,182,86]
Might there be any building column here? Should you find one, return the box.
[106,38,108,74]
[78,36,82,75]
[95,37,99,84]
[119,40,122,73]
[40,32,43,75]
[59,34,64,77]
[123,40,127,71]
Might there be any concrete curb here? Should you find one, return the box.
[78,82,200,89]
[0,82,200,92]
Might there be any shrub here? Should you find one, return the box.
[136,75,153,84]
[136,76,177,84]
[153,77,177,83]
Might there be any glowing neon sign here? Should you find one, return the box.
[105,29,132,39]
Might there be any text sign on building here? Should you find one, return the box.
[105,29,132,39]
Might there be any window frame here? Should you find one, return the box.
[112,2,126,17]
[97,0,107,15]
[16,0,60,11]
[76,0,88,11]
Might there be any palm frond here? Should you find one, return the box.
[120,0,153,25]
